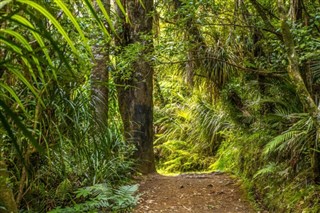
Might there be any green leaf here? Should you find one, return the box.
[11,14,56,79]
[0,0,12,9]
[54,0,91,55]
[82,0,111,39]
[0,83,26,113]
[17,0,78,55]
[114,0,130,24]
[0,99,44,154]
[6,65,45,107]
[0,29,45,83]
[96,0,116,33]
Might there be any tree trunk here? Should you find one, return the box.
[278,0,320,183]
[0,161,18,213]
[91,49,109,127]
[290,0,303,21]
[289,0,314,98]
[250,0,283,40]
[91,0,110,128]
[174,0,205,87]
[115,0,156,174]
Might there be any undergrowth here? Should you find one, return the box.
[154,72,320,212]
[49,184,139,213]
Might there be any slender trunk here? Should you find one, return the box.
[115,0,155,174]
[0,161,18,213]
[278,0,320,183]
[250,0,283,40]
[91,0,110,127]
[16,101,40,207]
[174,0,205,87]
[290,0,313,98]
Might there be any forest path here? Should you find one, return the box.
[133,172,257,213]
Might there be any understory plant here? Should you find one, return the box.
[0,1,136,212]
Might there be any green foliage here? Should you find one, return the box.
[0,1,135,212]
[2,0,320,212]
[48,184,139,213]
[114,42,146,81]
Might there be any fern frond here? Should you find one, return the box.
[264,130,300,156]
[253,162,278,179]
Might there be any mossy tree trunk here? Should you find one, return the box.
[278,0,320,183]
[115,0,156,174]
[0,161,18,213]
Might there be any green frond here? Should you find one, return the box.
[0,100,44,154]
[0,37,38,83]
[95,0,115,33]
[54,0,91,55]
[115,0,127,21]
[82,0,111,39]
[263,130,301,156]
[1,29,45,83]
[17,0,78,55]
[0,83,26,113]
[11,14,54,75]
[6,65,45,107]
[0,0,12,9]
[253,162,279,179]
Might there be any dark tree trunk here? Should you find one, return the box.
[290,0,303,21]
[115,0,156,174]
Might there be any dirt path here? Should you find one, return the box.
[134,172,257,213]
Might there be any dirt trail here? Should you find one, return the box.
[133,172,257,213]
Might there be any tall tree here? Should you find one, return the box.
[173,0,205,87]
[278,0,320,183]
[115,0,156,174]
[92,0,110,127]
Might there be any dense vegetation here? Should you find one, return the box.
[1,0,320,212]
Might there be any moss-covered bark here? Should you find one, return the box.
[278,0,320,183]
[115,0,156,174]
[0,161,18,213]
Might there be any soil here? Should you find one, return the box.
[133,172,257,213]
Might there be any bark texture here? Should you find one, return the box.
[0,161,18,213]
[278,0,320,183]
[115,0,155,174]
[91,0,110,127]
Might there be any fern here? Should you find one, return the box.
[253,162,279,179]
[264,130,301,156]
[49,184,139,213]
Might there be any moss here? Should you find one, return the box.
[0,161,18,213]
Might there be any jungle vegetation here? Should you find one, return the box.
[0,0,320,212]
